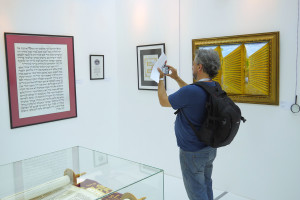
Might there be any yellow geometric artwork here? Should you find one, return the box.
[192,32,279,105]
[143,55,158,81]
[245,42,270,96]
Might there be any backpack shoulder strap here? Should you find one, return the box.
[174,109,199,134]
[192,81,222,96]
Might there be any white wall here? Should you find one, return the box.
[1,0,300,199]
[115,0,182,177]
[116,0,300,200]
[0,0,119,164]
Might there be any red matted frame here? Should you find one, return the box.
[5,33,77,128]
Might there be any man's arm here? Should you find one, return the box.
[173,76,188,88]
[166,65,188,88]
[157,69,171,107]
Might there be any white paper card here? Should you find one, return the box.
[14,43,70,119]
[150,53,167,83]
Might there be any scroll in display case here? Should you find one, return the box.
[0,147,164,200]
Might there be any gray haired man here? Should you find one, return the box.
[157,49,221,200]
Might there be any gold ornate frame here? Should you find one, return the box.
[192,32,279,105]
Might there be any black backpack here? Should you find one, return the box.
[175,81,246,148]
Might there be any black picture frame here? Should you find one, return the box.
[90,55,104,80]
[136,43,166,90]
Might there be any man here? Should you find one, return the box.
[157,49,221,200]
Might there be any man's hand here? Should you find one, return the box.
[157,67,164,79]
[157,67,171,107]
[164,65,187,88]
[165,65,179,80]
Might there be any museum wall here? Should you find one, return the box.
[0,0,120,164]
[115,0,183,180]
[116,0,300,200]
[1,0,300,199]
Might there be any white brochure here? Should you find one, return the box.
[150,52,167,83]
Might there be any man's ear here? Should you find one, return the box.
[198,64,203,72]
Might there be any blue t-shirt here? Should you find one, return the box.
[168,82,215,152]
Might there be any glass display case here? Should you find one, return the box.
[0,147,164,200]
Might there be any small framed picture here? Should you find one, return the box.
[137,43,166,90]
[90,55,104,80]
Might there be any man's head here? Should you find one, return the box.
[193,49,221,80]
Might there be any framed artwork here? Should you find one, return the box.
[192,32,279,105]
[4,32,77,128]
[90,55,104,80]
[137,43,166,90]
